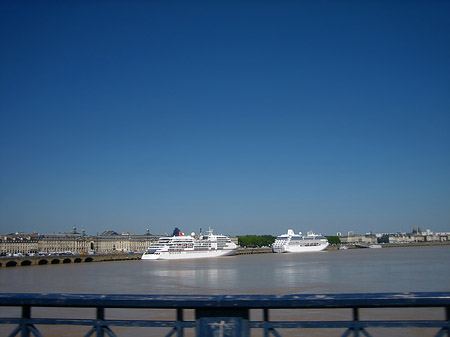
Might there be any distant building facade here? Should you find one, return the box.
[339,234,378,245]
[1,228,158,255]
[378,231,449,244]
[339,226,450,246]
[0,235,39,255]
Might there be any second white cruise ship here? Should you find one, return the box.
[272,229,329,253]
[142,228,237,260]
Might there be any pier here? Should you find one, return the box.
[0,292,449,336]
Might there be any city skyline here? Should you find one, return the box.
[1,1,449,236]
[1,223,446,238]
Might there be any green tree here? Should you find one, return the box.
[237,235,276,247]
[325,236,341,245]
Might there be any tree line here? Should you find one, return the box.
[237,235,276,247]
[325,236,341,245]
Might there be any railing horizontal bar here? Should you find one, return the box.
[1,292,449,309]
[81,319,195,328]
[0,318,96,326]
[250,320,450,328]
[97,320,195,328]
[0,318,195,328]
[0,317,447,329]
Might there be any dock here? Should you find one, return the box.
[235,247,272,255]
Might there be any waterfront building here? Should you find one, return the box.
[0,229,158,255]
[38,235,91,254]
[378,233,424,244]
[377,227,449,244]
[339,233,378,245]
[94,231,156,253]
[436,232,450,241]
[340,227,450,245]
[0,236,39,255]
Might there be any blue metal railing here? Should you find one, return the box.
[0,292,449,336]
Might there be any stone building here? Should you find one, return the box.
[378,227,449,244]
[38,235,91,253]
[93,231,156,253]
[1,229,158,255]
[339,234,378,245]
[0,236,39,255]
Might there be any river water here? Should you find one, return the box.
[1,245,449,336]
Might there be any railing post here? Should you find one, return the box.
[176,308,184,337]
[342,308,366,337]
[85,307,116,337]
[435,306,450,337]
[8,305,42,337]
[96,307,104,337]
[21,306,31,337]
[196,308,249,337]
[353,308,359,337]
[347,307,372,337]
[264,309,269,337]
[446,306,450,337]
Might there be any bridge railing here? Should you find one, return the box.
[0,292,449,337]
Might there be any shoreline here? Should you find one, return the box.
[326,241,450,250]
[336,241,450,250]
[1,241,449,268]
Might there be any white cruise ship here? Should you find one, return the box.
[142,228,237,260]
[272,229,329,253]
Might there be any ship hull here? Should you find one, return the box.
[142,249,235,260]
[273,243,329,253]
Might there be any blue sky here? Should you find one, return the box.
[1,1,449,236]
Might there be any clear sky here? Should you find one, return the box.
[1,1,449,236]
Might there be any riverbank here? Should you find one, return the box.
[0,249,273,268]
[327,241,450,250]
[2,241,449,268]
[379,241,450,248]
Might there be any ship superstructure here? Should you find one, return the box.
[272,229,329,253]
[141,228,237,260]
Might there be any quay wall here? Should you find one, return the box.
[0,249,273,268]
[0,253,141,268]
[380,241,450,248]
[236,247,272,255]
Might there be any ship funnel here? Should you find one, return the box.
[172,228,183,236]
